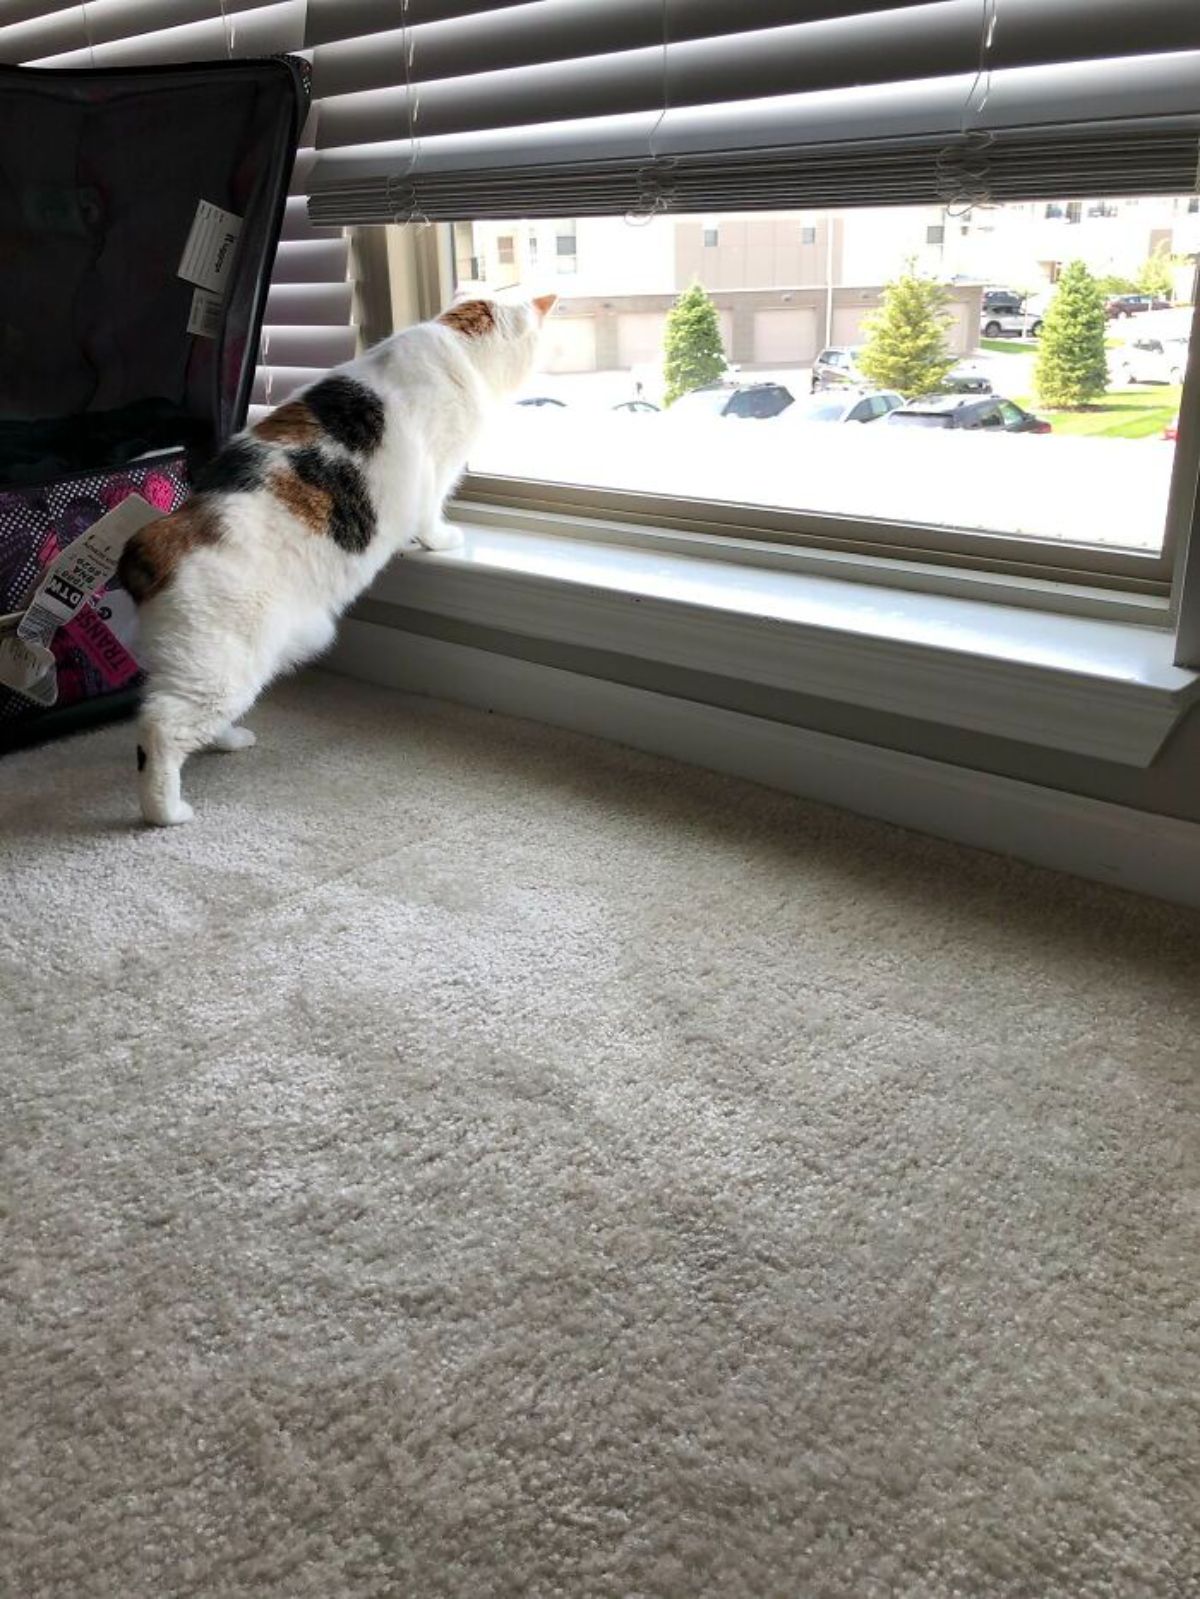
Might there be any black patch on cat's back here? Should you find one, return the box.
[288,446,376,554]
[304,376,386,456]
[193,437,267,495]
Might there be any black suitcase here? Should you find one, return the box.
[0,55,310,750]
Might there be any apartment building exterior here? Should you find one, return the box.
[453,197,1199,376]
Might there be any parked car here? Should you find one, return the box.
[885,394,1052,433]
[983,287,1026,316]
[516,395,566,408]
[1164,416,1180,442]
[943,366,994,394]
[1111,336,1189,387]
[813,346,992,394]
[612,399,660,414]
[811,346,866,391]
[981,306,1044,339]
[775,388,904,425]
[669,381,795,420]
[1105,294,1173,319]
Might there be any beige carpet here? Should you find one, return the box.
[2,671,1198,1599]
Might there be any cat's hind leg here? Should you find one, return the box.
[137,689,255,826]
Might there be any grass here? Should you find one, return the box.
[1014,385,1181,439]
[980,338,1031,354]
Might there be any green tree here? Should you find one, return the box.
[1034,260,1109,409]
[857,268,954,398]
[662,282,727,406]
[1137,243,1176,301]
[1095,273,1138,298]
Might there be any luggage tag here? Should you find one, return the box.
[0,493,163,705]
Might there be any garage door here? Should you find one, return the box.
[617,311,666,369]
[540,317,597,373]
[752,307,818,365]
[832,306,873,347]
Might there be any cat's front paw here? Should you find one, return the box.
[416,519,464,552]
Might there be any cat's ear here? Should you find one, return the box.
[532,293,558,321]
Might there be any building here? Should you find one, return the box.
[451,197,1198,376]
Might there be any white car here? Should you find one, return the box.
[776,389,905,425]
[981,305,1045,339]
[1111,336,1189,387]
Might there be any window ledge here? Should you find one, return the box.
[359,516,1200,768]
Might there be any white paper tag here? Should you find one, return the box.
[0,631,56,701]
[0,494,164,704]
[178,199,243,297]
[187,286,225,339]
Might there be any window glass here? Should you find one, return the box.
[460,198,1194,555]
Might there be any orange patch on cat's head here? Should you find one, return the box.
[532,294,558,321]
[439,299,497,338]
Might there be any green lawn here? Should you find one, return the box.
[1015,385,1181,439]
[980,338,1030,354]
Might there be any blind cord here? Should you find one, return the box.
[387,0,429,227]
[936,0,997,217]
[628,0,675,226]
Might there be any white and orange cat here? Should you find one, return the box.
[118,293,555,825]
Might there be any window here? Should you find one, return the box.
[801,227,818,246]
[299,0,1200,609]
[555,222,578,275]
[528,231,539,265]
[455,196,1194,580]
[497,235,515,266]
[703,228,720,248]
[926,225,945,245]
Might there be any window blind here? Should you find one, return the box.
[0,1,357,412]
[297,0,1200,223]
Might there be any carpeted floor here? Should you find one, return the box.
[2,671,1199,1599]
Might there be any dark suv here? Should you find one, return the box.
[885,395,1051,433]
[672,382,795,419]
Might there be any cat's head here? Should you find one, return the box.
[437,294,557,393]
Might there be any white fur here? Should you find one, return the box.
[134,297,551,825]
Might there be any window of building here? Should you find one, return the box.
[926,225,945,245]
[801,226,817,245]
[703,228,720,247]
[497,235,515,265]
[1066,201,1083,224]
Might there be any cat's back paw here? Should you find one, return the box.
[211,724,257,752]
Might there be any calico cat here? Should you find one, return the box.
[118,293,556,825]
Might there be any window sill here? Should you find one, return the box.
[356,513,1200,768]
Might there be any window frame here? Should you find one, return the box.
[400,221,1200,618]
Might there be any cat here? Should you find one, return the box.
[118,293,556,826]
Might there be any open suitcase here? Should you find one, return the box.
[0,55,310,750]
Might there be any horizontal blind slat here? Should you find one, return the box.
[260,324,357,366]
[252,365,328,403]
[265,279,354,322]
[0,0,290,61]
[273,237,351,281]
[304,0,533,49]
[310,0,991,103]
[20,1,305,65]
[316,3,986,149]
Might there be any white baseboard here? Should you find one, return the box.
[323,620,1200,910]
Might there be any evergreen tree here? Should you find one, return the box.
[662,283,727,406]
[1137,243,1175,301]
[857,268,954,398]
[1033,260,1108,409]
